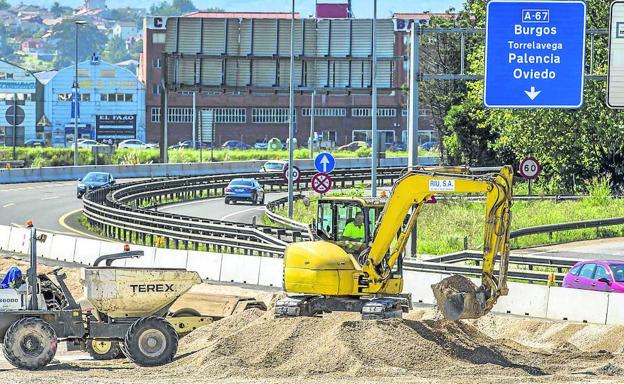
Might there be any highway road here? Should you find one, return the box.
[159,192,289,224]
[516,237,624,261]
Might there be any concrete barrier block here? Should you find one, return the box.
[402,270,448,305]
[8,227,31,254]
[606,293,624,325]
[73,238,103,265]
[118,244,156,268]
[546,287,609,324]
[0,225,12,250]
[220,254,261,285]
[153,248,188,269]
[49,235,77,263]
[493,282,549,318]
[186,251,222,280]
[35,231,54,258]
[258,257,284,287]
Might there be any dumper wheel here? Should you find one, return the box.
[3,317,57,370]
[86,339,124,360]
[124,316,178,367]
[39,277,68,311]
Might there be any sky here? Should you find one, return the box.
[10,0,465,16]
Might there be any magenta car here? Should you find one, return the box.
[562,260,624,293]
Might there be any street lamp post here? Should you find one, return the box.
[287,0,295,218]
[73,20,86,167]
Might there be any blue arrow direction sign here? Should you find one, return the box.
[484,0,586,108]
[314,152,335,173]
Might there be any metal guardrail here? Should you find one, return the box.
[83,167,403,257]
[264,194,312,233]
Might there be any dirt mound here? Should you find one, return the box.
[170,310,560,380]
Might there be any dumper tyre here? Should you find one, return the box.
[3,317,57,370]
[124,316,178,367]
[86,339,124,360]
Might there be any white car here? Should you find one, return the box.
[259,160,288,173]
[118,139,147,149]
[77,139,100,149]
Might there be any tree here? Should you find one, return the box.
[0,0,9,10]
[149,0,222,16]
[50,1,73,17]
[102,36,131,64]
[50,19,108,69]
[0,25,12,57]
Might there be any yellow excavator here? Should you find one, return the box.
[275,166,513,320]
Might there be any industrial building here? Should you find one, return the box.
[41,56,145,147]
[0,59,42,146]
[140,9,435,149]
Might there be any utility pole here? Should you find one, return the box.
[309,90,315,159]
[370,0,378,197]
[406,23,421,259]
[73,20,86,166]
[12,94,16,160]
[287,0,295,218]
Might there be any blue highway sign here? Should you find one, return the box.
[484,0,586,108]
[314,152,335,173]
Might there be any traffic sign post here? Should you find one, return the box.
[312,172,333,194]
[283,165,301,184]
[314,152,335,174]
[484,0,586,108]
[519,157,542,195]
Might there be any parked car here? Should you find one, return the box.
[118,139,148,149]
[224,178,265,205]
[259,160,288,173]
[222,140,251,150]
[23,139,47,147]
[254,140,268,150]
[420,140,438,151]
[77,172,115,199]
[337,141,369,151]
[387,141,407,152]
[145,142,159,149]
[77,139,101,149]
[169,140,192,150]
[562,260,624,293]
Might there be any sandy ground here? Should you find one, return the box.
[0,255,622,383]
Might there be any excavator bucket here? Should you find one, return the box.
[431,275,488,320]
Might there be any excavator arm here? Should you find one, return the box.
[360,166,513,320]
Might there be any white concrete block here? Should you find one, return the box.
[0,225,12,250]
[606,293,624,325]
[35,231,54,259]
[8,227,31,254]
[111,244,156,268]
[546,287,609,324]
[186,251,222,280]
[493,282,549,318]
[49,235,77,263]
[220,254,261,285]
[403,271,447,305]
[153,249,188,269]
[73,238,102,265]
[258,257,284,287]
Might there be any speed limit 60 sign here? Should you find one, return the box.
[519,157,542,180]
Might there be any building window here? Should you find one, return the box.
[152,58,161,68]
[81,94,90,102]
[252,108,294,124]
[152,84,160,96]
[57,93,72,101]
[100,93,133,102]
[0,93,32,101]
[177,91,193,96]
[321,131,337,141]
[0,72,14,80]
[152,33,166,44]
[402,108,431,117]
[207,108,246,123]
[401,109,408,117]
[151,107,161,123]
[351,108,396,117]
[100,69,116,78]
[301,108,346,117]
[167,107,193,123]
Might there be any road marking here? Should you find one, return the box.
[58,209,109,241]
[2,203,14,208]
[41,196,60,201]
[220,207,264,221]
[160,199,210,210]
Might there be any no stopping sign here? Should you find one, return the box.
[519,157,542,180]
[312,172,333,194]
